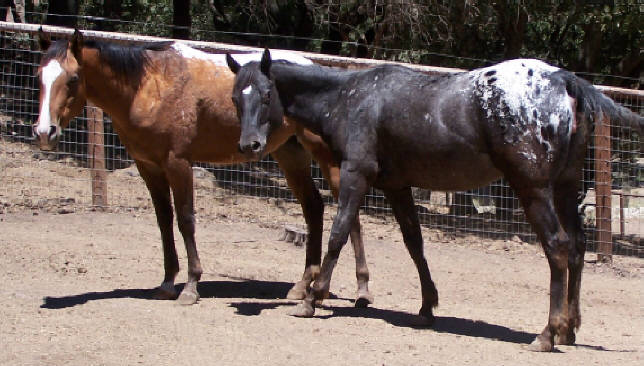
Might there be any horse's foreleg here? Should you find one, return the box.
[517,187,569,352]
[292,160,372,317]
[554,183,586,345]
[272,139,324,300]
[136,161,179,300]
[384,187,438,325]
[317,161,373,307]
[165,153,202,305]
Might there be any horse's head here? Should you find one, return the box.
[226,49,283,160]
[34,28,87,151]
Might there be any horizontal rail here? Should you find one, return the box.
[0,21,463,74]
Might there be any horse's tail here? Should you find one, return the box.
[558,71,642,135]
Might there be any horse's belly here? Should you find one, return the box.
[379,152,503,192]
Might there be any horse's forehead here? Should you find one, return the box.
[242,85,253,95]
[41,59,64,85]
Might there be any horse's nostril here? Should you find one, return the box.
[48,125,57,138]
[251,141,262,152]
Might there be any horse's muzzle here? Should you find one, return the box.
[238,140,264,161]
[34,125,59,151]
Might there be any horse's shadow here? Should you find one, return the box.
[42,278,532,345]
[228,300,536,345]
[40,278,624,351]
[40,277,296,309]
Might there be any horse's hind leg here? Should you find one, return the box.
[165,153,202,305]
[515,186,569,352]
[348,218,373,307]
[271,139,324,300]
[136,161,179,299]
[554,181,586,345]
[384,187,438,325]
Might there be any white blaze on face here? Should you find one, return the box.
[36,60,64,135]
[242,85,253,95]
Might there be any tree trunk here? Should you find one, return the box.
[99,0,122,31]
[576,19,602,73]
[173,0,191,40]
[494,2,528,59]
[45,0,78,28]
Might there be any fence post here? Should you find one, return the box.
[86,102,108,207]
[594,112,612,262]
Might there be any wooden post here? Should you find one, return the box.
[619,193,624,238]
[594,113,612,262]
[86,103,108,207]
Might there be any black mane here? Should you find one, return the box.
[42,39,173,86]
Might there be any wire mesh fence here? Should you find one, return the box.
[1,20,642,257]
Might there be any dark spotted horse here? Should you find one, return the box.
[227,50,642,351]
[32,29,374,307]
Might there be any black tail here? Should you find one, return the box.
[558,71,642,135]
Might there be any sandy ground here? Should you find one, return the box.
[1,206,643,365]
[1,139,643,365]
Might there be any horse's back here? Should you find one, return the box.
[334,59,580,190]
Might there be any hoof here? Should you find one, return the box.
[290,302,315,318]
[555,331,576,346]
[153,286,177,300]
[417,306,436,327]
[313,290,329,305]
[354,292,374,308]
[527,336,554,352]
[176,289,200,305]
[286,286,307,300]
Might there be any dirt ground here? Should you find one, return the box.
[1,140,643,365]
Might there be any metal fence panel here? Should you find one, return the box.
[1,22,641,257]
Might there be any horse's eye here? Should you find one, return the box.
[262,92,270,104]
[68,74,79,85]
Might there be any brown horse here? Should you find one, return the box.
[33,29,373,306]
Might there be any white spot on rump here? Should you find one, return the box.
[475,59,560,122]
[37,60,63,134]
[171,42,313,67]
[473,58,574,154]
[549,114,560,130]
[242,85,253,95]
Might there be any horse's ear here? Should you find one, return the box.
[70,29,84,62]
[226,53,241,74]
[260,48,271,76]
[37,26,51,51]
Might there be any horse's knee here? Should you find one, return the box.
[356,266,370,281]
[176,212,196,234]
[544,232,570,269]
[343,159,378,179]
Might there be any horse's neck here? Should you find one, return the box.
[82,50,136,124]
[273,63,348,134]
